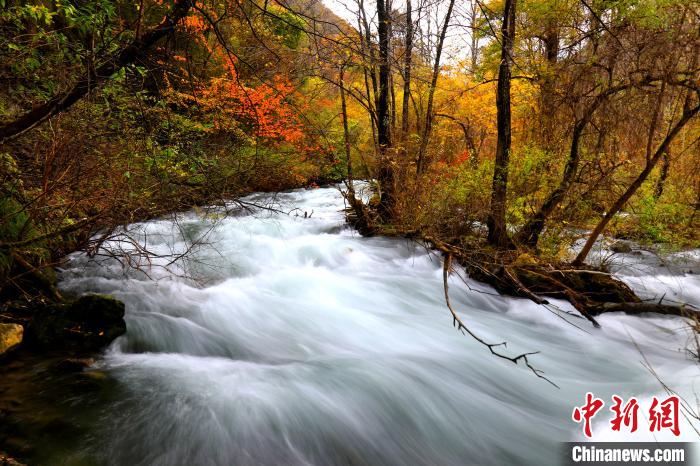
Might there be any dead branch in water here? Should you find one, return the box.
[442,254,559,388]
[590,302,700,319]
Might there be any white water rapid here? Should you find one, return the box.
[57,185,700,466]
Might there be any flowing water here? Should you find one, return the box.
[53,185,699,465]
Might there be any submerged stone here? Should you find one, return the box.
[53,358,96,372]
[610,241,633,254]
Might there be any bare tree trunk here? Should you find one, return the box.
[410,92,422,135]
[653,150,671,199]
[376,0,394,216]
[339,66,355,197]
[689,177,700,226]
[387,0,397,138]
[573,101,700,265]
[358,0,379,112]
[415,0,456,175]
[376,0,392,149]
[513,117,587,247]
[401,0,413,137]
[0,0,192,143]
[390,73,397,138]
[364,66,379,154]
[540,21,559,152]
[486,0,517,248]
[356,13,378,154]
[469,0,479,74]
[646,83,668,201]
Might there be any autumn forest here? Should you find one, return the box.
[1,0,700,464]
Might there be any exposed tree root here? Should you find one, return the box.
[590,302,700,319]
[343,201,698,327]
[424,235,697,326]
[343,191,376,237]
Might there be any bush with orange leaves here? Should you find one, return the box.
[199,75,304,146]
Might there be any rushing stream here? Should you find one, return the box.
[53,185,699,465]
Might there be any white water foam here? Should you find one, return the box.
[58,185,700,465]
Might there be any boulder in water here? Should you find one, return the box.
[610,241,633,254]
[26,294,126,351]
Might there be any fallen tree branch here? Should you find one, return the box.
[590,302,700,320]
[504,265,550,305]
[0,215,98,249]
[518,267,602,328]
[442,254,559,388]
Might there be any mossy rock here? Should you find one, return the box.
[64,294,125,327]
[25,295,126,351]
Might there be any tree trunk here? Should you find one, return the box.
[653,150,671,199]
[358,0,379,113]
[376,0,394,216]
[401,0,413,137]
[339,67,355,197]
[390,73,397,139]
[573,101,700,265]
[0,0,192,143]
[415,0,456,175]
[469,0,479,73]
[356,13,379,155]
[540,21,559,152]
[486,0,517,248]
[514,118,586,247]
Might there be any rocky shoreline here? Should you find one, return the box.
[1,294,126,357]
[0,294,127,464]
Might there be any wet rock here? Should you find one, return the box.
[26,294,126,351]
[0,324,23,356]
[53,358,95,373]
[0,453,25,466]
[610,241,633,254]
